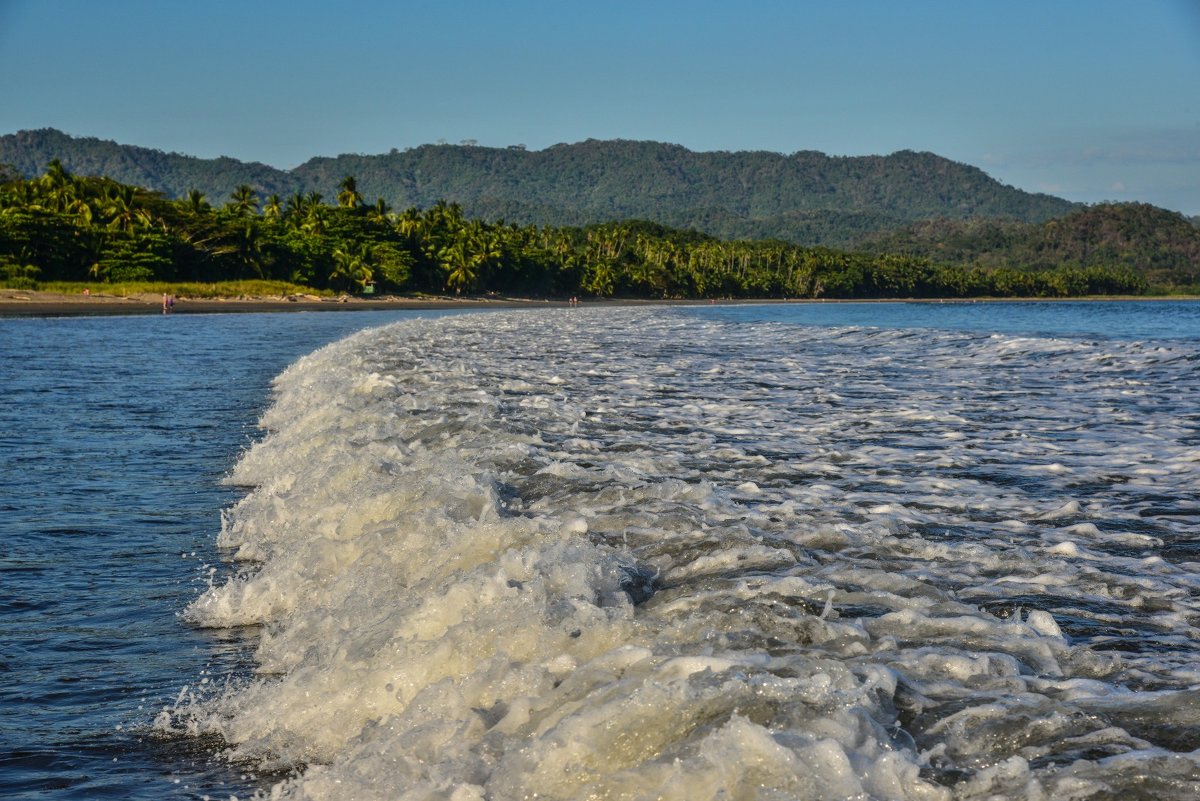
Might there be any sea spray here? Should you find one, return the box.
[163,308,1200,799]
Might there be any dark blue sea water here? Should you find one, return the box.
[1,301,1197,800]
[0,309,467,800]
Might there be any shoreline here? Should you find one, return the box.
[0,290,580,318]
[0,289,1194,318]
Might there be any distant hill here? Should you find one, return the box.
[861,202,1200,290]
[0,129,302,202]
[0,128,1080,246]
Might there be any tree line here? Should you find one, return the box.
[0,162,1149,299]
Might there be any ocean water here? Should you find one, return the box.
[0,308,467,800]
[3,301,1199,800]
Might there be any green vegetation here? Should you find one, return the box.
[861,203,1200,295]
[0,129,1077,247]
[0,162,1154,299]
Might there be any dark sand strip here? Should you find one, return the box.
[0,292,570,318]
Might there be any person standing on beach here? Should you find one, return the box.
[162,293,168,314]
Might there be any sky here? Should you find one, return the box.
[1,0,1198,214]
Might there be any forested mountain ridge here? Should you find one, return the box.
[0,129,301,201]
[0,129,1078,246]
[861,202,1200,292]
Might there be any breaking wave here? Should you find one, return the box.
[164,307,1200,800]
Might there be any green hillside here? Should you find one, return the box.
[0,164,1149,299]
[293,140,1077,244]
[0,129,1077,246]
[0,129,302,202]
[862,203,1200,293]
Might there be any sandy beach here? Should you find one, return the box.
[1,289,1190,318]
[0,289,578,317]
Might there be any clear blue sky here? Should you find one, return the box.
[1,0,1198,214]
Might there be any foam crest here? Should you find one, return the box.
[165,308,1200,799]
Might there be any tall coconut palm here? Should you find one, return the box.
[336,176,363,209]
[439,239,474,294]
[36,160,81,214]
[101,185,151,233]
[62,194,94,226]
[235,222,265,278]
[185,188,210,214]
[330,242,374,290]
[227,184,259,217]
[466,222,502,288]
[302,204,327,236]
[39,159,72,194]
[395,207,423,238]
[262,193,283,221]
[367,197,391,224]
[584,259,617,297]
[282,192,306,230]
[285,191,305,216]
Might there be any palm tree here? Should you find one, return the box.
[466,222,502,288]
[628,257,665,296]
[39,159,72,194]
[227,184,258,217]
[367,197,391,224]
[100,185,151,233]
[584,259,616,297]
[395,207,423,238]
[330,242,374,290]
[282,192,306,230]
[336,176,363,209]
[63,194,94,226]
[36,160,83,215]
[439,239,474,294]
[262,193,283,221]
[235,222,265,278]
[302,204,327,236]
[185,188,210,214]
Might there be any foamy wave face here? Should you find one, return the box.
[166,308,1200,800]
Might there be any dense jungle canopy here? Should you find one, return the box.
[1,161,1169,299]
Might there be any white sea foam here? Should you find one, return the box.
[163,308,1200,799]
